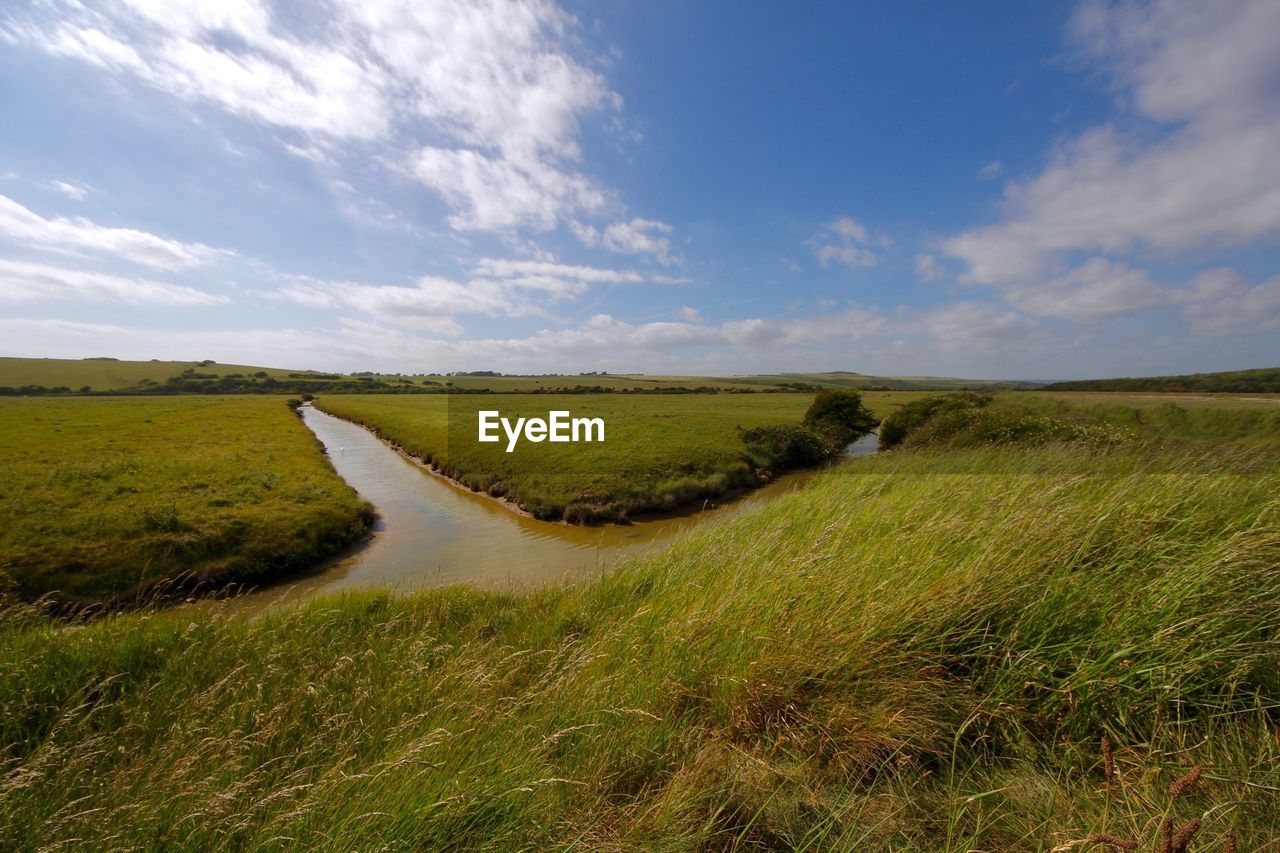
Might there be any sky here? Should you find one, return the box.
[0,0,1277,380]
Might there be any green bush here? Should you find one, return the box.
[903,407,1119,448]
[803,388,879,445]
[738,423,834,469]
[878,392,991,448]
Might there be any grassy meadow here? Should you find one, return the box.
[1016,392,1280,445]
[0,396,373,607]
[0,356,310,391]
[315,391,924,522]
[3,438,1277,848]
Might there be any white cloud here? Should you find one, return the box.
[411,148,606,232]
[273,258,676,326]
[573,218,675,264]
[3,0,620,236]
[49,180,90,200]
[914,253,944,282]
[677,306,702,322]
[943,0,1280,286]
[0,258,227,305]
[812,216,880,268]
[1180,269,1280,335]
[0,193,222,270]
[1007,258,1168,321]
[978,161,1004,180]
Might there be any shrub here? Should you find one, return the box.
[878,392,991,448]
[738,423,835,470]
[900,405,1132,449]
[803,389,879,446]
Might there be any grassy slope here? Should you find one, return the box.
[1009,392,1280,445]
[3,441,1276,849]
[0,396,373,606]
[0,357,309,391]
[315,392,926,521]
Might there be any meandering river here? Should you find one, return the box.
[208,405,877,614]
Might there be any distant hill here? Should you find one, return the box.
[1045,367,1280,394]
[722,372,1043,391]
[0,357,425,396]
[0,357,1040,396]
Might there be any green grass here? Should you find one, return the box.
[314,392,924,522]
[0,356,312,391]
[3,440,1277,848]
[0,396,373,607]
[1008,392,1280,445]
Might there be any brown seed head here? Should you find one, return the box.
[1224,829,1237,853]
[1086,834,1138,850]
[1170,764,1203,799]
[1171,818,1202,853]
[1159,817,1174,853]
[1101,735,1115,781]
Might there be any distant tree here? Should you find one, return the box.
[803,389,879,446]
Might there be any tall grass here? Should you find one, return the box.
[3,441,1277,848]
[1012,393,1280,445]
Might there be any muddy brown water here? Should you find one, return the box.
[202,405,878,615]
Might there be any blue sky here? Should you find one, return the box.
[0,0,1277,379]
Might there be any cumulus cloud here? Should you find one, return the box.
[812,216,881,268]
[0,258,227,305]
[1179,269,1280,335]
[411,146,607,232]
[1007,258,1168,321]
[572,218,675,264]
[943,0,1280,287]
[0,193,222,270]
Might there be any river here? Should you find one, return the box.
[206,405,877,614]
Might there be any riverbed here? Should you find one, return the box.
[208,405,877,614]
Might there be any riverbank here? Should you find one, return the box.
[5,439,1276,848]
[308,403,875,526]
[315,392,901,523]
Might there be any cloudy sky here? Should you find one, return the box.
[1,0,1277,379]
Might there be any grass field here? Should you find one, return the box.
[3,438,1276,849]
[1014,392,1280,445]
[314,391,924,522]
[0,356,309,391]
[0,396,373,607]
